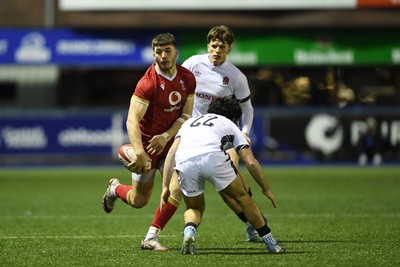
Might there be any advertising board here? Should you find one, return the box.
[1,29,399,66]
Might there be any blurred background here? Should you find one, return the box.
[0,0,399,166]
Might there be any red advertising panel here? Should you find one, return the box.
[357,0,400,8]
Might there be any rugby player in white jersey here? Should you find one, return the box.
[160,96,286,254]
[182,25,268,242]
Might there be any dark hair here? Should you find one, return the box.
[207,96,242,123]
[207,25,234,46]
[152,33,176,50]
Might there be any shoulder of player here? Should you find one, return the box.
[176,64,196,86]
[182,54,208,67]
[144,62,157,75]
[208,113,231,123]
[216,114,240,128]
[223,60,244,74]
[224,61,248,84]
[139,63,158,82]
[136,74,154,90]
[177,64,195,75]
[135,69,158,96]
[188,54,207,61]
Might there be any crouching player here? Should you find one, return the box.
[160,96,286,254]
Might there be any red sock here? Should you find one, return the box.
[115,184,132,203]
[151,198,179,230]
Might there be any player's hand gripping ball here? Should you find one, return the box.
[118,144,151,173]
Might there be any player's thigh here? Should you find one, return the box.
[131,169,156,198]
[220,174,249,201]
[226,148,250,191]
[227,147,240,168]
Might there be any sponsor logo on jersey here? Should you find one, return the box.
[220,76,229,86]
[195,92,216,101]
[169,91,182,106]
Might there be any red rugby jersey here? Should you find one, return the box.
[133,62,196,144]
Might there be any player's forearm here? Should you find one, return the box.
[126,120,145,154]
[162,140,178,189]
[246,161,270,193]
[162,97,192,140]
[162,114,189,141]
[239,101,254,134]
[126,98,147,154]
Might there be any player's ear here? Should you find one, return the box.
[174,49,179,60]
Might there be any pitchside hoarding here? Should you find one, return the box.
[0,29,156,66]
[58,0,400,10]
[0,29,400,66]
[0,113,127,157]
[179,30,400,66]
[1,109,399,164]
[261,109,400,163]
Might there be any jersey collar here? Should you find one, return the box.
[155,64,177,81]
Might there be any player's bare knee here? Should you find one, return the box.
[128,195,149,208]
[170,189,183,202]
[170,194,183,204]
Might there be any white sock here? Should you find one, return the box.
[144,226,161,241]
[184,226,197,237]
[109,183,119,197]
[262,232,276,244]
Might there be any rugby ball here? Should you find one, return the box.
[118,144,151,172]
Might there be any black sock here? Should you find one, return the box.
[256,224,271,237]
[184,222,197,229]
[236,212,248,223]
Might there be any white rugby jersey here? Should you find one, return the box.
[174,113,250,164]
[182,54,253,133]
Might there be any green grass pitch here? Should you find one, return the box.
[1,166,399,266]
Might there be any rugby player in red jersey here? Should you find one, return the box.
[102,33,196,251]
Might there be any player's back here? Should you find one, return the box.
[175,114,247,163]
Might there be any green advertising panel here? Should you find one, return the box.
[179,30,400,66]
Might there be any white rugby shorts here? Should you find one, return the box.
[176,152,237,197]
